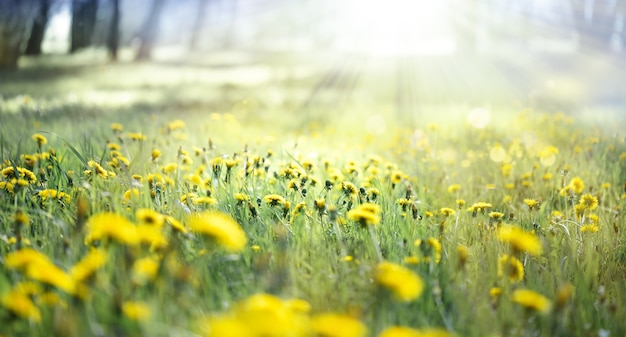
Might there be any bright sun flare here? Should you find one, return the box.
[332,0,455,55]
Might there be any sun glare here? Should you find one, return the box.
[333,0,455,55]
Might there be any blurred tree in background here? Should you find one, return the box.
[0,0,40,69]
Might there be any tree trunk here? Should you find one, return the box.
[70,0,98,53]
[24,0,50,56]
[136,0,166,61]
[107,0,120,60]
[0,0,40,69]
[189,0,209,51]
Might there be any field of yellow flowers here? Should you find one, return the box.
[1,99,625,337]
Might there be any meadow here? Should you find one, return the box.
[1,60,626,337]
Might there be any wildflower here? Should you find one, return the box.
[375,261,424,301]
[312,313,367,337]
[32,133,47,147]
[489,211,504,221]
[490,287,502,305]
[263,194,286,207]
[447,184,461,193]
[111,123,124,132]
[512,289,551,314]
[162,163,178,174]
[122,301,152,321]
[234,193,250,205]
[497,225,543,256]
[561,177,585,195]
[1,288,41,323]
[13,211,29,225]
[192,196,219,206]
[87,160,108,178]
[70,248,108,282]
[578,194,598,210]
[232,293,310,337]
[467,202,493,214]
[135,225,168,249]
[133,257,160,283]
[457,245,469,266]
[347,203,381,226]
[456,199,465,208]
[396,198,412,211]
[187,211,247,252]
[439,208,455,217]
[378,326,454,337]
[415,238,442,263]
[2,166,37,184]
[523,198,540,210]
[293,202,307,217]
[555,283,574,309]
[168,119,186,131]
[85,213,139,246]
[497,254,524,283]
[164,215,187,234]
[341,181,358,197]
[403,256,419,265]
[5,249,76,294]
[122,188,141,204]
[367,188,380,201]
[580,224,599,233]
[127,132,147,141]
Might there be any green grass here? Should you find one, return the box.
[1,59,626,337]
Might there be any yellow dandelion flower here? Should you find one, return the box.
[234,192,250,203]
[164,215,187,234]
[512,289,551,313]
[523,198,540,210]
[457,245,469,265]
[312,313,367,337]
[122,301,152,321]
[580,224,599,233]
[497,254,524,283]
[555,283,574,309]
[263,194,286,207]
[32,133,47,146]
[489,211,504,220]
[456,199,465,208]
[132,257,160,283]
[13,211,29,225]
[187,211,247,252]
[468,202,493,213]
[168,119,186,131]
[578,194,598,210]
[347,203,381,226]
[151,149,161,161]
[447,184,461,193]
[85,213,139,246]
[70,248,108,282]
[439,207,455,217]
[233,293,310,337]
[569,177,585,194]
[1,289,41,323]
[111,123,124,132]
[135,208,165,227]
[375,261,424,301]
[162,163,178,174]
[415,238,442,263]
[497,225,543,256]
[378,326,454,337]
[126,132,147,141]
